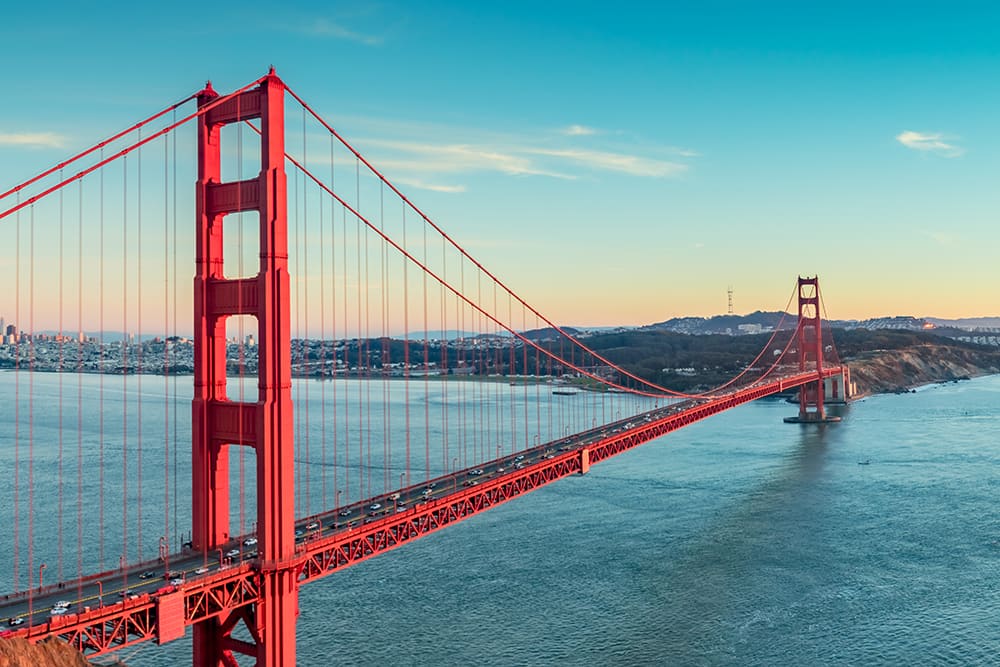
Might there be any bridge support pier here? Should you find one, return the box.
[580,448,591,474]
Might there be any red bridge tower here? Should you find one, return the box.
[192,70,297,666]
[785,276,841,424]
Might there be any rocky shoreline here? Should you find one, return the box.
[844,343,1000,396]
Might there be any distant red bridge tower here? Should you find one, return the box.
[785,276,842,424]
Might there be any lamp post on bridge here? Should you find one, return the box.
[38,563,46,592]
[96,580,103,606]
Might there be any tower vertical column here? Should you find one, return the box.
[191,69,296,667]
[252,69,298,667]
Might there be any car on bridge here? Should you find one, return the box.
[6,617,24,627]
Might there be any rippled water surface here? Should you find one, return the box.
[6,374,1000,665]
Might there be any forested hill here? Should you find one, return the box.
[581,328,1000,395]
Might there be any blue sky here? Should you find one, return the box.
[2,1,999,326]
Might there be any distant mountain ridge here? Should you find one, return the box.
[645,312,1000,336]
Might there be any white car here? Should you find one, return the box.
[50,607,68,615]
[53,600,70,609]
[169,578,184,586]
[305,522,319,530]
[243,537,258,546]
[194,567,209,575]
[368,503,381,511]
[226,549,240,558]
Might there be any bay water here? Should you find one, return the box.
[2,372,998,665]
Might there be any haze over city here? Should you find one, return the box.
[2,1,998,329]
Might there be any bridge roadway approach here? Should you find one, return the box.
[1,367,842,657]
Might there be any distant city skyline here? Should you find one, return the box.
[2,2,999,328]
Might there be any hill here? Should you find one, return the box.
[579,327,1000,395]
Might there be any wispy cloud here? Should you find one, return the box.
[365,139,576,179]
[527,148,688,178]
[395,177,467,194]
[296,17,382,45]
[338,117,697,193]
[0,132,66,149]
[922,230,958,245]
[896,130,964,157]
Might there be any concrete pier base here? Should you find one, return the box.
[783,414,842,424]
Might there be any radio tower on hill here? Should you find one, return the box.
[727,286,734,315]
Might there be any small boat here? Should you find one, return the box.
[857,459,871,465]
[552,388,578,396]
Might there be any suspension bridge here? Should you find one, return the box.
[0,70,848,666]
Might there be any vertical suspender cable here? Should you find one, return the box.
[402,206,411,487]
[77,180,84,591]
[440,233,448,474]
[121,155,129,567]
[163,132,171,552]
[456,260,463,472]
[293,145,302,516]
[319,141,327,512]
[137,131,144,562]
[171,110,179,550]
[58,173,65,582]
[342,183,349,506]
[422,214,429,484]
[28,204,35,608]
[362,165,373,497]
[302,105,312,517]
[355,159,365,500]
[380,182,389,492]
[13,196,20,593]
[99,150,105,569]
[330,133,339,511]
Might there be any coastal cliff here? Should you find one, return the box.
[844,343,1000,396]
[0,638,94,667]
